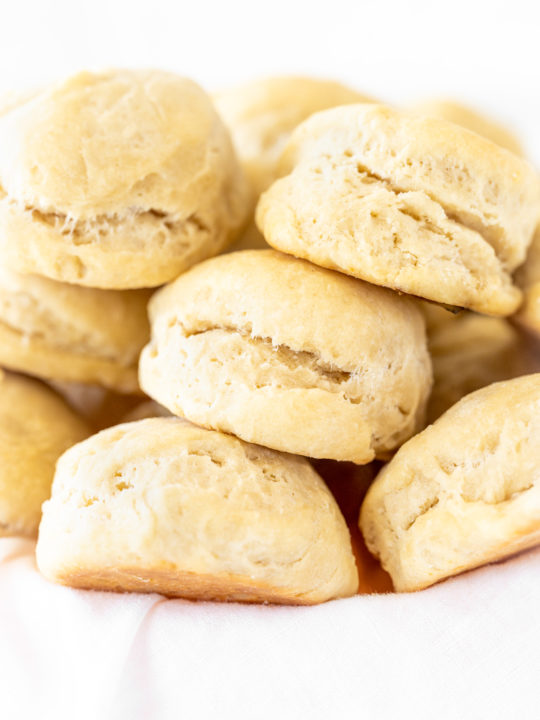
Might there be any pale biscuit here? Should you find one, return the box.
[257,104,540,315]
[139,250,432,464]
[0,70,249,288]
[0,265,150,393]
[215,76,372,252]
[0,371,89,537]
[515,225,540,338]
[214,76,372,198]
[421,303,539,422]
[410,99,524,155]
[359,374,540,592]
[36,417,359,604]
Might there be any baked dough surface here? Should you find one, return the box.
[359,374,540,591]
[37,417,359,604]
[257,104,540,315]
[139,250,432,463]
[0,70,249,288]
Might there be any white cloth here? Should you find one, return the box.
[1,537,538,720]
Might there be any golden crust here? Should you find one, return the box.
[139,250,432,463]
[0,70,249,288]
[0,372,89,537]
[53,567,317,605]
[0,265,150,392]
[359,374,540,592]
[37,418,359,604]
[257,104,540,315]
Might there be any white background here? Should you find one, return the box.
[1,0,540,160]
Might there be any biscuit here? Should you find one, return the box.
[36,417,359,604]
[0,370,89,537]
[421,303,538,422]
[214,76,372,198]
[215,77,373,252]
[410,99,524,155]
[359,374,540,592]
[139,250,432,464]
[257,104,540,315]
[0,264,150,393]
[0,70,249,288]
[515,225,540,338]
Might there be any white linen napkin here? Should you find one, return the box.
[1,538,539,720]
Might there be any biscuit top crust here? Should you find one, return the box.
[0,69,240,218]
[373,373,540,500]
[147,249,428,374]
[278,104,540,271]
[40,417,359,600]
[50,417,330,506]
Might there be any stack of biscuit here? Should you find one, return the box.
[0,69,538,603]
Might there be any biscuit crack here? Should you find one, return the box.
[350,160,507,267]
[0,185,207,249]
[404,496,440,531]
[182,323,354,386]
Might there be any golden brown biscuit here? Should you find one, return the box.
[0,370,89,537]
[422,303,539,422]
[257,104,540,315]
[515,225,540,338]
[410,99,524,155]
[0,264,150,393]
[139,250,432,464]
[36,417,359,604]
[0,70,249,288]
[359,374,540,592]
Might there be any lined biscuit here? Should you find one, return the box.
[139,250,432,464]
[359,374,540,592]
[36,417,359,604]
[257,104,540,315]
[0,70,249,288]
[0,264,150,393]
[0,371,89,537]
